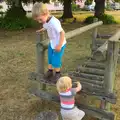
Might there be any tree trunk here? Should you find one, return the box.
[62,0,73,19]
[94,0,105,18]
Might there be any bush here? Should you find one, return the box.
[0,16,37,30]
[84,16,96,24]
[5,6,26,18]
[0,5,38,30]
[72,2,80,11]
[84,14,117,24]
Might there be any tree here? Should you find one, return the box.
[62,0,73,19]
[94,0,105,18]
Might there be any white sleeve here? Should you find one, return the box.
[43,23,47,29]
[52,20,63,33]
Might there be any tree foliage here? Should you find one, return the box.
[85,0,93,5]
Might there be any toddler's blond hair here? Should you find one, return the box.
[56,76,72,92]
[32,2,49,18]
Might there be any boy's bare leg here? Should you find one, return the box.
[54,68,60,72]
[48,64,53,70]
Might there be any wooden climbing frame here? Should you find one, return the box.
[28,19,120,120]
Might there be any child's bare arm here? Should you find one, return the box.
[55,30,65,51]
[59,30,65,47]
[75,82,82,92]
[36,28,45,32]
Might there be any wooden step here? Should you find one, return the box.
[71,76,104,86]
[77,66,104,76]
[84,62,105,69]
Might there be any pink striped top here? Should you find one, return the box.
[59,88,77,110]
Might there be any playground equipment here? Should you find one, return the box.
[29,20,120,120]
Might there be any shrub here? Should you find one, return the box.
[0,5,38,30]
[72,2,80,11]
[5,6,26,18]
[0,16,37,30]
[84,14,117,24]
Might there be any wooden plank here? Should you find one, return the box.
[97,34,112,39]
[81,81,103,89]
[93,41,108,61]
[36,33,46,90]
[71,76,104,86]
[95,40,106,45]
[78,73,104,81]
[29,89,115,120]
[81,90,116,104]
[36,33,45,74]
[91,18,98,52]
[109,29,120,42]
[84,62,105,69]
[77,67,104,76]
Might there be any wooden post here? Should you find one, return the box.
[104,40,119,110]
[91,18,98,53]
[92,41,108,61]
[36,32,45,74]
[36,32,46,90]
[35,111,59,120]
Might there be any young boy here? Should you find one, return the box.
[32,2,66,83]
[56,76,85,120]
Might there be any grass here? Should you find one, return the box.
[49,10,120,23]
[0,11,120,120]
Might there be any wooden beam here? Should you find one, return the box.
[78,73,104,81]
[83,62,105,69]
[81,81,103,89]
[77,67,104,76]
[109,29,120,42]
[36,33,46,90]
[29,89,115,120]
[104,40,119,110]
[91,18,98,52]
[71,76,104,86]
[97,34,112,39]
[93,41,108,61]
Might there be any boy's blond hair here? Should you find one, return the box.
[32,2,49,18]
[56,76,72,92]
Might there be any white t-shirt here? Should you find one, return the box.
[43,16,66,49]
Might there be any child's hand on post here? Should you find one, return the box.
[36,28,45,33]
[75,81,80,86]
[74,81,82,92]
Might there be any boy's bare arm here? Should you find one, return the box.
[59,30,65,46]
[55,30,65,51]
[75,82,82,92]
[36,28,45,32]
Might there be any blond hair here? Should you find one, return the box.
[56,76,72,92]
[32,2,49,18]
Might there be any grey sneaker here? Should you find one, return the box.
[44,70,53,80]
[52,72,61,84]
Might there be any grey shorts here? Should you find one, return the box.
[60,107,85,120]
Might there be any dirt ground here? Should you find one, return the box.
[0,22,120,120]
